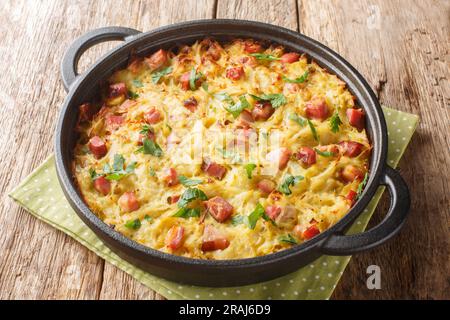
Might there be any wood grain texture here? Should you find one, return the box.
[0,0,448,299]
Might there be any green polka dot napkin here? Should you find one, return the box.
[9,107,418,300]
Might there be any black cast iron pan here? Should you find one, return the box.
[55,20,410,286]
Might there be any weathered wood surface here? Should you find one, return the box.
[0,0,448,299]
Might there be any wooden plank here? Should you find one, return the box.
[217,0,299,31]
[298,0,449,299]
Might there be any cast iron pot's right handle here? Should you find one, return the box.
[61,26,141,92]
[321,166,410,255]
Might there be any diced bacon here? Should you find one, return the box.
[144,49,168,71]
[280,52,300,64]
[108,83,127,98]
[283,83,300,95]
[252,101,275,121]
[201,225,230,251]
[257,179,276,194]
[305,97,329,121]
[341,165,365,183]
[266,147,292,170]
[338,141,364,157]
[265,205,282,220]
[205,196,234,223]
[88,136,107,158]
[226,66,244,80]
[79,103,96,121]
[144,108,161,124]
[183,97,198,112]
[118,191,140,213]
[117,99,137,113]
[237,110,254,129]
[239,56,258,68]
[244,40,263,53]
[105,115,124,131]
[346,190,358,206]
[201,159,227,180]
[316,144,339,155]
[296,147,316,167]
[346,108,365,131]
[302,225,320,240]
[180,72,191,90]
[274,205,298,228]
[127,58,142,74]
[163,168,178,187]
[206,43,222,61]
[167,195,180,204]
[165,226,184,250]
[93,176,111,195]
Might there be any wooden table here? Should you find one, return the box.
[0,0,448,299]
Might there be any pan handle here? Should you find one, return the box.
[60,26,141,92]
[320,166,410,255]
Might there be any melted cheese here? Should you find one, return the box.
[73,39,370,259]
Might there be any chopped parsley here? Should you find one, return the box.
[245,203,266,229]
[151,66,172,84]
[149,167,156,177]
[132,79,144,88]
[102,154,137,181]
[231,215,244,226]
[173,207,200,218]
[329,111,342,133]
[250,53,280,61]
[244,163,257,179]
[214,92,234,104]
[139,124,154,135]
[356,172,369,199]
[307,119,319,142]
[278,174,304,195]
[288,113,307,127]
[178,175,203,187]
[314,148,335,157]
[224,95,251,118]
[177,187,208,208]
[136,138,163,157]
[216,147,241,163]
[189,68,203,90]
[144,215,153,222]
[279,234,298,245]
[250,93,287,108]
[89,168,102,181]
[282,70,309,83]
[128,91,139,99]
[124,219,141,230]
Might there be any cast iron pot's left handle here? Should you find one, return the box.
[61,26,141,92]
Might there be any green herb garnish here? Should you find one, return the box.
[250,93,287,108]
[144,215,153,222]
[89,168,102,181]
[140,124,154,135]
[216,147,241,163]
[307,119,319,142]
[177,187,208,208]
[282,70,309,83]
[329,111,342,133]
[189,68,203,90]
[124,219,141,230]
[231,215,244,226]
[288,113,307,127]
[279,234,298,245]
[224,95,251,118]
[245,203,266,229]
[103,154,137,180]
[250,53,281,61]
[314,148,335,157]
[132,79,144,88]
[128,91,139,99]
[278,174,304,195]
[356,172,369,199]
[173,207,201,218]
[151,66,172,84]
[244,163,257,179]
[136,138,163,157]
[214,92,234,104]
[178,175,203,187]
